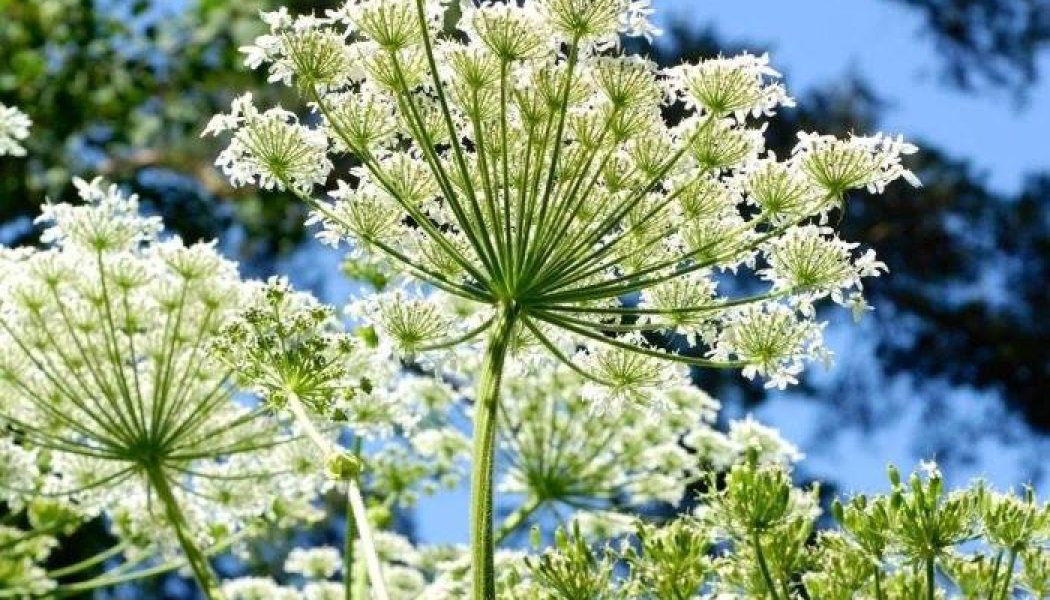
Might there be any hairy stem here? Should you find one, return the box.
[144,466,224,600]
[471,305,518,600]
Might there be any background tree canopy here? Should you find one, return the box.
[891,0,1050,94]
[1,0,1047,596]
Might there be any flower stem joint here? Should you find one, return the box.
[325,452,365,481]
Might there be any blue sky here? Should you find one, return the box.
[654,0,1050,496]
[658,0,1050,194]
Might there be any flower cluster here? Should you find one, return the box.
[204,93,331,194]
[496,367,802,528]
[215,276,473,502]
[210,0,918,399]
[0,441,67,596]
[0,102,31,156]
[0,179,323,596]
[213,276,367,416]
[218,457,1047,600]
[0,2,947,599]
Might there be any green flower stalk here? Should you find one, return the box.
[886,463,981,600]
[207,1,919,597]
[211,278,392,600]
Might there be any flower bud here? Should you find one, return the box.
[325,452,364,481]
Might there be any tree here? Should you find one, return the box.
[0,0,339,262]
[890,0,1050,96]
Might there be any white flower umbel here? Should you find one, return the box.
[495,367,728,536]
[209,2,919,597]
[204,94,332,194]
[0,179,320,599]
[0,103,31,157]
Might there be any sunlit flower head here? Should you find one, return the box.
[208,0,917,402]
[204,94,331,193]
[0,178,320,554]
[0,103,31,157]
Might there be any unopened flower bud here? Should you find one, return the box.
[325,452,364,481]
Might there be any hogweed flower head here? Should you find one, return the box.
[213,276,363,416]
[0,179,320,567]
[204,93,332,194]
[886,462,981,563]
[979,485,1050,552]
[1021,548,1050,598]
[208,0,918,401]
[498,369,723,519]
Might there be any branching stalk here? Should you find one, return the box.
[47,541,129,579]
[495,496,543,543]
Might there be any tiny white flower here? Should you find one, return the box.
[0,103,31,157]
[285,546,342,579]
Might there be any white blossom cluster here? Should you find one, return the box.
[203,5,920,595]
[0,102,31,156]
[215,395,807,600]
[207,0,919,399]
[214,278,475,506]
[497,368,803,515]
[219,531,577,600]
[0,179,325,588]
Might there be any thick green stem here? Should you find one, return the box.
[144,466,224,600]
[925,556,936,600]
[345,481,386,600]
[344,438,362,600]
[999,549,1017,600]
[752,531,782,600]
[874,565,884,600]
[471,305,518,600]
[342,495,357,600]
